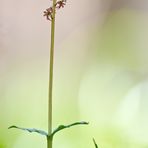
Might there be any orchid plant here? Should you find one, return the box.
[9,0,98,148]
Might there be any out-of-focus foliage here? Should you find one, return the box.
[1,0,148,148]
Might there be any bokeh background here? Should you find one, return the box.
[1,0,148,147]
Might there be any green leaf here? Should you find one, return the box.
[8,126,48,136]
[93,138,98,148]
[50,121,89,137]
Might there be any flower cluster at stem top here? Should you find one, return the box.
[43,0,67,21]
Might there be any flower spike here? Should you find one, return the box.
[43,0,67,21]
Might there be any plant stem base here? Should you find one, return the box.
[47,137,53,148]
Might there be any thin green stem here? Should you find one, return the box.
[47,137,53,148]
[47,0,57,148]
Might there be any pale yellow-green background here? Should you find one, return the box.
[1,0,148,147]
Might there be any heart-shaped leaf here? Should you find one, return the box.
[8,126,48,136]
[50,121,89,137]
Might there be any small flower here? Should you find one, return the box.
[43,0,67,21]
[56,0,67,9]
[43,7,53,21]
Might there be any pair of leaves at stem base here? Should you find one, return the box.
[8,121,98,147]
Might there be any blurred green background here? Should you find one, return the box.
[1,0,148,147]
